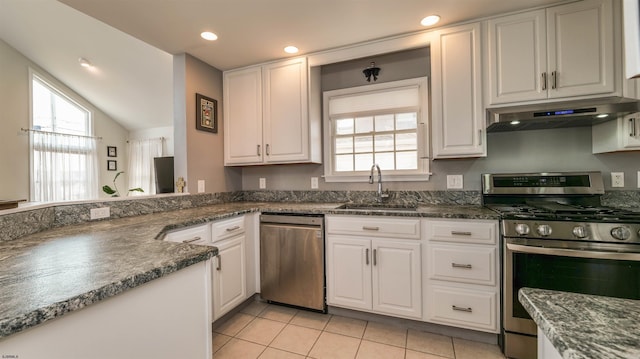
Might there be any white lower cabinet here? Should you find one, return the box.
[326,216,422,320]
[423,219,499,333]
[212,234,246,320]
[162,215,254,322]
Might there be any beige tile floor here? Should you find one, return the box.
[212,302,506,359]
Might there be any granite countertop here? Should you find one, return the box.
[519,288,640,359]
[0,201,497,340]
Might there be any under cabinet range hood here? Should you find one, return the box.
[486,98,640,132]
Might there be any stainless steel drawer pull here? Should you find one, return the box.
[452,305,472,313]
[551,70,557,89]
[182,236,202,243]
[365,248,370,265]
[373,249,377,266]
[451,231,472,236]
[266,144,270,155]
[630,118,637,137]
[541,72,547,91]
[257,144,261,156]
[216,255,221,271]
[451,263,473,269]
[363,226,380,231]
[226,226,241,232]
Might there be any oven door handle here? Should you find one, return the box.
[506,243,640,261]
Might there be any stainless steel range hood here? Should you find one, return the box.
[486,97,640,132]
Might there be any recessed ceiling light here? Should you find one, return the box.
[421,15,441,27]
[78,57,92,68]
[284,46,299,54]
[200,31,218,41]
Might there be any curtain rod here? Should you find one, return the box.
[126,137,165,143]
[20,127,103,140]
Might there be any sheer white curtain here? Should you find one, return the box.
[127,138,164,195]
[30,130,99,202]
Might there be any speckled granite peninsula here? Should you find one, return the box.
[519,287,640,359]
[0,197,499,340]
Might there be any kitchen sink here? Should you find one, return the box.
[335,203,418,211]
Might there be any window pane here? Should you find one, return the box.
[396,133,417,151]
[376,152,395,170]
[354,135,373,153]
[397,151,418,170]
[396,112,417,130]
[355,116,373,134]
[336,118,354,135]
[335,137,353,154]
[335,154,353,172]
[354,153,373,171]
[32,81,53,131]
[54,97,87,136]
[375,115,394,131]
[375,134,394,152]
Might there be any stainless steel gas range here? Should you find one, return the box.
[482,172,640,359]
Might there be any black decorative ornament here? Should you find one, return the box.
[363,62,381,82]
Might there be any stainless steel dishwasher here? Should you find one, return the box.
[260,214,325,312]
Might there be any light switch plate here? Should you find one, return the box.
[197,180,205,193]
[259,178,266,189]
[611,172,624,188]
[446,175,464,189]
[311,177,319,189]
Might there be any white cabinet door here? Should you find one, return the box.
[487,10,547,104]
[547,0,614,98]
[326,235,372,311]
[431,23,486,158]
[223,67,263,165]
[372,240,422,319]
[213,235,247,320]
[262,57,310,163]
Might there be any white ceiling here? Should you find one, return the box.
[0,0,565,132]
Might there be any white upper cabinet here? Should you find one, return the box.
[431,22,486,159]
[592,112,640,153]
[487,0,615,105]
[223,57,321,166]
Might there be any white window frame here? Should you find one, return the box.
[323,77,430,182]
[29,68,97,201]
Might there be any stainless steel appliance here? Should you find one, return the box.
[482,172,640,359]
[260,214,326,312]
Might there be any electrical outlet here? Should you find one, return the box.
[611,172,625,188]
[90,207,110,220]
[446,175,464,189]
[311,177,319,189]
[197,180,205,193]
[259,178,266,189]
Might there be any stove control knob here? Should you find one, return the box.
[537,224,552,237]
[610,227,631,241]
[515,223,530,235]
[572,226,587,239]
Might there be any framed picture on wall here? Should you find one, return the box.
[195,93,218,133]
[107,160,117,171]
[107,146,117,157]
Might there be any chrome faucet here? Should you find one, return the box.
[369,164,390,202]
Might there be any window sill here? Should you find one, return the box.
[323,173,432,183]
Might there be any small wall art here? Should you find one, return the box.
[107,146,117,157]
[107,160,117,171]
[195,93,218,133]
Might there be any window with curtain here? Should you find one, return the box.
[127,138,164,195]
[30,72,98,202]
[323,77,430,182]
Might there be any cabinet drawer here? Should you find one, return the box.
[327,216,420,239]
[426,285,498,333]
[212,216,245,243]
[425,220,496,244]
[428,244,496,286]
[163,224,211,244]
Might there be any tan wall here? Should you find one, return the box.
[0,39,129,201]
[173,54,241,194]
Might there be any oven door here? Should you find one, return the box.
[504,237,640,335]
